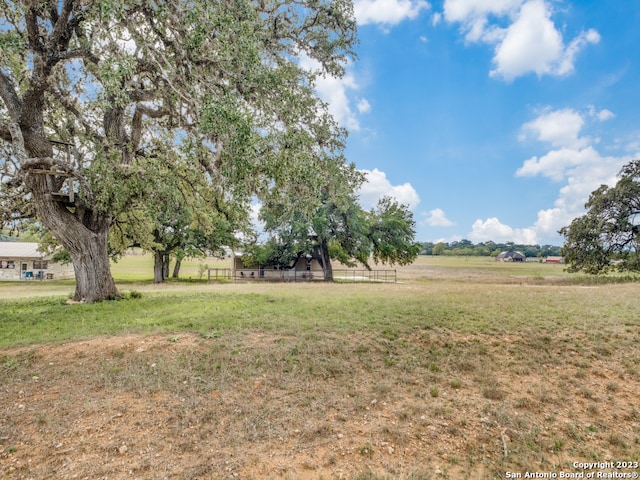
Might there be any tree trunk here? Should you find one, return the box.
[25,172,120,302]
[319,239,333,282]
[163,254,170,280]
[67,223,119,302]
[153,251,165,283]
[172,257,182,279]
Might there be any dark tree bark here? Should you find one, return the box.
[23,158,120,301]
[172,257,182,279]
[65,221,119,302]
[153,251,166,283]
[163,254,170,280]
[318,238,333,282]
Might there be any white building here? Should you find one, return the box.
[0,242,75,280]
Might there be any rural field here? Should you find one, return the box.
[0,255,639,479]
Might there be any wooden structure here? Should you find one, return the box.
[29,139,78,205]
[232,253,325,281]
[227,254,398,283]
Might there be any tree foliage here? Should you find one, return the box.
[368,196,421,266]
[109,153,242,282]
[560,160,640,274]
[255,159,421,280]
[0,0,357,300]
[421,240,561,257]
[251,157,366,280]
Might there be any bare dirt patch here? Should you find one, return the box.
[1,327,638,479]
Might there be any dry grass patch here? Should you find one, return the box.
[1,324,639,479]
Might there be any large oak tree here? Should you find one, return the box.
[257,161,421,281]
[560,159,640,274]
[0,0,357,301]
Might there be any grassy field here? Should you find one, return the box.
[0,255,639,479]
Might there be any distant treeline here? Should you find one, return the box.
[420,240,562,258]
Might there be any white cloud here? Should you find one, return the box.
[432,12,442,26]
[490,0,563,80]
[513,107,634,243]
[422,208,455,227]
[299,0,432,131]
[355,0,431,26]
[618,131,640,154]
[598,110,614,121]
[443,0,600,81]
[528,151,629,239]
[235,200,267,243]
[357,98,372,114]
[519,108,588,149]
[358,168,421,211]
[316,71,362,131]
[516,146,601,182]
[249,201,263,230]
[516,107,622,182]
[443,0,520,44]
[456,107,637,245]
[469,217,537,244]
[588,106,615,122]
[556,28,600,76]
[443,0,520,26]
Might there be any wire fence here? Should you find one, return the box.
[332,269,397,283]
[207,268,232,281]
[207,268,397,283]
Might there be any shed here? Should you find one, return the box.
[544,256,565,264]
[0,242,75,280]
[496,250,526,262]
[232,252,324,281]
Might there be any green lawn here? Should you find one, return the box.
[109,250,230,282]
[1,255,639,348]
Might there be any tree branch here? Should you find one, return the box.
[50,87,102,142]
[0,123,13,142]
[51,47,92,62]
[49,0,75,48]
[47,0,60,24]
[130,89,159,103]
[130,102,171,153]
[25,5,45,53]
[136,104,168,119]
[0,71,22,121]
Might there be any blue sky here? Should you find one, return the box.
[314,0,640,245]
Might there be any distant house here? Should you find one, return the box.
[544,256,565,264]
[496,250,526,262]
[0,242,75,280]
